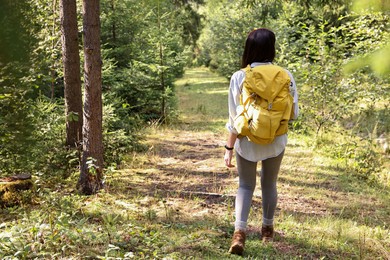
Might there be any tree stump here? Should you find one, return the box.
[0,174,33,207]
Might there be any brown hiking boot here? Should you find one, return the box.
[228,230,246,255]
[261,225,274,242]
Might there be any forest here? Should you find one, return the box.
[0,0,389,258]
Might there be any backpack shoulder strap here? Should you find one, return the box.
[238,65,252,107]
[239,65,251,93]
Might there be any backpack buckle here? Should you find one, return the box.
[268,103,273,110]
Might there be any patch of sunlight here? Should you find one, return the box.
[311,217,390,252]
[0,231,12,239]
[175,68,229,90]
[116,168,155,178]
[205,89,228,94]
[312,154,329,167]
[114,200,139,211]
[194,164,214,171]
[190,79,227,85]
[192,208,211,217]
[157,157,182,166]
[82,200,106,214]
[179,114,209,122]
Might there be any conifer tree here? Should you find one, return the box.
[77,0,104,195]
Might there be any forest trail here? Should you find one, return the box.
[111,67,390,258]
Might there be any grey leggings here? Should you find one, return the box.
[234,150,284,230]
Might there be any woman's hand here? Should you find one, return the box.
[224,150,235,168]
[224,132,237,168]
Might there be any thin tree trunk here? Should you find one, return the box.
[77,0,104,195]
[60,0,83,148]
[157,1,166,122]
[159,40,165,121]
[51,0,57,101]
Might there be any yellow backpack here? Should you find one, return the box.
[233,64,294,145]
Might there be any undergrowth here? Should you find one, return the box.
[1,67,389,259]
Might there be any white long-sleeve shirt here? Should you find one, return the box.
[226,62,299,162]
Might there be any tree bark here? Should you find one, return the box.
[157,1,166,122]
[60,0,83,148]
[77,0,104,195]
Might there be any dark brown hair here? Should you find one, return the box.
[241,28,276,68]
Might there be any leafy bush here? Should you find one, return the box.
[198,1,257,78]
[352,142,382,178]
[0,92,145,178]
[100,0,197,125]
[102,102,146,167]
[325,130,385,183]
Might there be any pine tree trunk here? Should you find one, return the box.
[77,0,104,195]
[60,0,83,148]
[157,1,166,122]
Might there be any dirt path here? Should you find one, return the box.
[141,126,332,222]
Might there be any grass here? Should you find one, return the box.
[174,67,228,133]
[0,67,389,259]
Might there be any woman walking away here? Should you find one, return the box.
[224,28,299,255]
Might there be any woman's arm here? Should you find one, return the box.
[224,71,244,168]
[224,132,237,167]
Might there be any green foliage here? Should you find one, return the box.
[0,95,141,176]
[352,142,382,177]
[276,6,389,178]
[0,95,75,177]
[274,4,389,135]
[198,1,259,77]
[325,133,384,182]
[0,96,34,173]
[0,0,66,175]
[0,0,203,178]
[100,0,202,125]
[0,193,90,258]
[0,0,33,63]
[0,0,46,174]
[352,0,390,12]
[102,102,146,167]
[27,0,63,99]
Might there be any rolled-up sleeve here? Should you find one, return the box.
[226,70,245,134]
